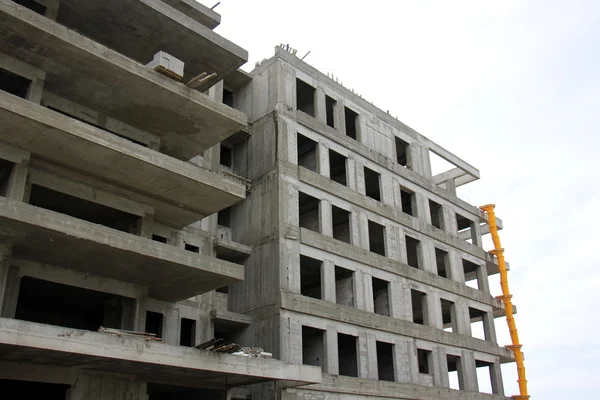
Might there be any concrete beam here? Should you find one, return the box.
[159,0,221,29]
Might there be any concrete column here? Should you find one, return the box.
[133,290,148,332]
[472,221,483,247]
[490,359,505,395]
[365,333,378,380]
[420,239,437,274]
[355,161,366,196]
[425,292,443,329]
[0,247,20,318]
[408,143,424,176]
[483,311,498,343]
[448,250,466,284]
[163,307,180,345]
[445,178,457,196]
[357,332,369,379]
[432,347,450,388]
[397,227,408,264]
[315,86,327,124]
[353,269,365,310]
[6,160,29,201]
[321,259,336,303]
[198,314,213,345]
[390,279,411,321]
[358,212,370,250]
[454,300,472,336]
[346,157,357,191]
[286,246,301,295]
[324,325,339,375]
[420,146,432,178]
[381,174,395,207]
[415,192,432,224]
[336,99,347,136]
[362,273,374,313]
[442,205,458,236]
[395,340,417,383]
[281,316,302,364]
[139,215,154,239]
[317,142,330,178]
[349,210,361,246]
[460,350,479,392]
[320,200,333,237]
[477,262,491,294]
[384,223,399,261]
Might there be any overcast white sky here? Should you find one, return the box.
[202,0,599,397]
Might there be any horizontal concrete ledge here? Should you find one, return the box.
[0,1,248,159]
[0,92,246,222]
[299,228,504,312]
[280,291,514,363]
[0,318,321,388]
[160,0,221,29]
[0,198,244,302]
[210,309,252,328]
[214,238,252,263]
[294,373,510,400]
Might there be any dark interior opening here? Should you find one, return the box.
[335,266,354,307]
[0,67,31,98]
[302,325,324,367]
[417,348,431,374]
[216,286,229,294]
[463,259,480,290]
[344,106,359,140]
[376,341,395,381]
[429,200,443,229]
[13,0,47,14]
[368,220,386,256]
[364,167,381,201]
[296,79,316,116]
[29,185,141,234]
[0,158,15,197]
[372,277,390,316]
[16,277,132,331]
[213,322,245,343]
[218,206,231,228]
[395,137,409,167]
[300,255,322,300]
[0,380,69,400]
[456,213,475,243]
[148,383,226,400]
[220,144,233,168]
[447,354,464,390]
[184,243,200,253]
[179,317,196,347]
[299,192,320,233]
[222,88,234,108]
[435,248,450,279]
[152,234,168,244]
[332,205,351,244]
[406,236,421,269]
[400,187,415,216]
[411,289,426,325]
[337,333,358,377]
[441,298,456,332]
[47,106,148,147]
[325,95,336,128]
[145,311,164,338]
[329,149,347,186]
[297,133,318,172]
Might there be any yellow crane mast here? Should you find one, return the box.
[480,204,529,400]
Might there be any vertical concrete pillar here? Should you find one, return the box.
[490,359,505,395]
[335,99,347,135]
[432,347,450,388]
[445,178,457,196]
[320,200,333,237]
[317,142,330,178]
[355,161,366,196]
[139,215,155,240]
[6,160,29,201]
[384,223,400,261]
[346,158,357,191]
[460,350,479,392]
[397,227,408,264]
[134,289,148,332]
[477,262,491,294]
[362,273,374,313]
[357,332,369,379]
[472,221,483,247]
[395,339,418,383]
[321,259,336,303]
[407,143,424,176]
[415,192,431,223]
[350,210,361,247]
[420,146,432,178]
[315,86,327,124]
[365,333,378,380]
[425,291,443,329]
[483,311,498,343]
[448,250,466,284]
[419,238,437,274]
[381,174,395,207]
[163,307,180,345]
[442,205,458,236]
[282,316,302,364]
[390,279,411,321]
[358,212,370,250]
[0,246,19,319]
[454,300,472,336]
[353,269,365,310]
[324,325,339,375]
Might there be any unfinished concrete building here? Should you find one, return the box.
[0,1,516,399]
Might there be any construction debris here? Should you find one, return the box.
[98,327,162,342]
[195,338,272,358]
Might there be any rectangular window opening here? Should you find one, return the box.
[179,318,196,347]
[463,259,480,290]
[218,207,232,228]
[435,248,450,279]
[222,88,234,107]
[344,106,359,140]
[337,333,358,377]
[0,159,15,197]
[368,220,386,256]
[456,213,476,243]
[300,255,322,300]
[400,187,415,216]
[429,200,444,229]
[184,243,200,253]
[469,307,488,340]
[145,311,164,338]
[328,149,347,186]
[417,348,432,374]
[376,341,395,382]
[220,144,233,168]
[325,95,336,128]
[296,79,316,116]
[298,192,320,233]
[335,266,355,307]
[29,184,141,234]
[152,234,168,244]
[297,133,318,172]
[214,322,245,344]
[411,289,427,325]
[395,137,410,167]
[332,205,351,244]
[447,354,463,390]
[372,277,390,316]
[441,298,456,333]
[15,277,134,332]
[476,360,497,394]
[0,67,31,98]
[363,167,381,201]
[302,326,324,367]
[406,236,421,269]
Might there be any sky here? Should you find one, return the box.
[201,1,600,397]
